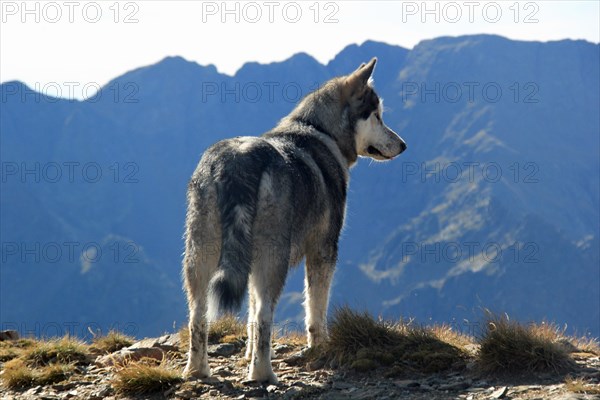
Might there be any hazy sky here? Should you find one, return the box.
[1,0,598,99]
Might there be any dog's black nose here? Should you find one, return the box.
[399,141,407,153]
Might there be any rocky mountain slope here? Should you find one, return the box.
[1,315,599,400]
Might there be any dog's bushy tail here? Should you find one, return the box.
[208,163,262,317]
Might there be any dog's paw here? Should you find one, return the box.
[248,368,279,385]
[307,329,328,348]
[183,364,211,380]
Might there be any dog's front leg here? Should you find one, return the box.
[304,250,336,347]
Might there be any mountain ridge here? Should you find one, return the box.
[1,34,598,338]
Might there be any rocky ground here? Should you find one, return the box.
[1,330,599,400]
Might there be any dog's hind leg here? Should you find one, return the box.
[247,244,287,384]
[245,284,256,360]
[183,189,220,379]
[304,246,337,347]
[245,170,291,384]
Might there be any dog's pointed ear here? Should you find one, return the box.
[344,57,377,96]
[357,57,377,72]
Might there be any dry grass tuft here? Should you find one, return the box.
[568,335,600,355]
[315,306,467,374]
[478,313,575,374]
[35,363,76,385]
[1,358,75,389]
[431,324,476,350]
[1,359,35,389]
[91,330,135,354]
[0,339,37,362]
[0,348,19,363]
[565,376,600,394]
[23,336,89,367]
[178,315,247,350]
[178,324,189,350]
[326,307,401,364]
[208,315,246,343]
[220,334,245,345]
[0,338,82,389]
[1,337,83,389]
[275,331,307,347]
[111,359,182,394]
[518,322,600,355]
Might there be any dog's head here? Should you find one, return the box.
[344,58,407,161]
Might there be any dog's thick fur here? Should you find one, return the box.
[183,58,406,383]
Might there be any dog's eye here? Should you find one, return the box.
[374,113,382,122]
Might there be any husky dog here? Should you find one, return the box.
[183,58,406,383]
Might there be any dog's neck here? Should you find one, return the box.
[284,85,359,166]
[292,117,333,139]
[290,116,357,168]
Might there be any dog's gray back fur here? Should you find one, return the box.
[183,59,406,383]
